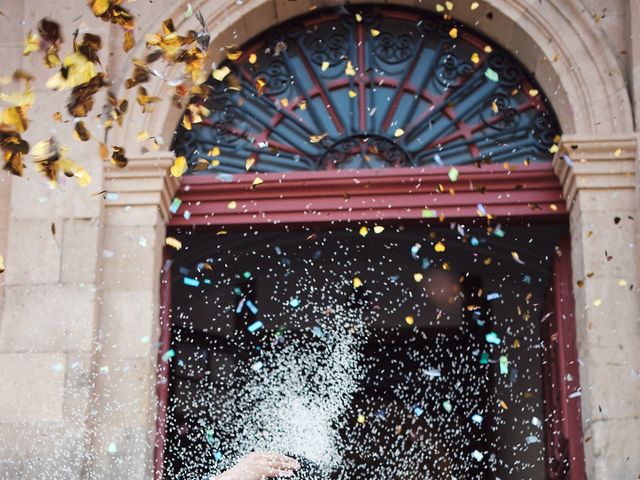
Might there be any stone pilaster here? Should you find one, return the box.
[553,134,640,479]
[86,152,177,479]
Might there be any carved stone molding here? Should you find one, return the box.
[553,134,637,208]
[104,151,179,223]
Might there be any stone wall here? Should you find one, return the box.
[0,0,638,478]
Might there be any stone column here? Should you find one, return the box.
[553,133,640,479]
[87,152,177,478]
[0,1,109,477]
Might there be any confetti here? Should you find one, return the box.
[247,320,264,333]
[169,197,182,214]
[448,166,459,182]
[485,332,501,345]
[413,273,424,282]
[393,128,405,137]
[358,226,369,237]
[434,241,445,252]
[484,68,499,82]
[442,400,452,413]
[165,237,183,250]
[227,201,237,209]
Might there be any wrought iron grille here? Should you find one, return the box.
[172,6,560,174]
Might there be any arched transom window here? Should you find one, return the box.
[172,6,560,174]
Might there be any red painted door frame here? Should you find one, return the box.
[155,164,585,479]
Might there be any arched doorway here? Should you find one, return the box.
[158,5,584,479]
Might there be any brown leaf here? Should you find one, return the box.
[125,62,150,89]
[73,120,91,141]
[110,145,128,168]
[67,72,108,117]
[0,133,29,176]
[123,30,135,52]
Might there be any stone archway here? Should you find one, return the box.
[96,1,639,478]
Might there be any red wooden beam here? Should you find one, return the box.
[168,164,566,227]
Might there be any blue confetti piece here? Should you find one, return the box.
[471,413,484,425]
[470,236,479,246]
[214,451,223,461]
[493,225,505,237]
[411,243,422,259]
[486,292,502,301]
[243,271,252,279]
[485,331,501,345]
[216,173,234,182]
[275,246,282,255]
[421,258,431,270]
[235,298,246,314]
[477,203,487,216]
[499,355,509,374]
[484,67,499,82]
[247,320,264,333]
[204,278,212,285]
[169,198,182,213]
[233,287,242,295]
[161,349,175,362]
[522,274,532,284]
[413,406,424,416]
[442,400,452,413]
[246,300,259,315]
[289,297,301,308]
[183,277,200,287]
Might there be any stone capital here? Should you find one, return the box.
[104,151,179,224]
[552,133,637,208]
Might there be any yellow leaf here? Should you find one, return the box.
[370,28,380,37]
[212,66,231,82]
[470,52,480,64]
[436,4,445,12]
[549,144,559,154]
[23,31,40,56]
[321,61,330,71]
[208,146,220,156]
[123,30,135,53]
[484,45,493,53]
[136,131,150,142]
[345,60,356,76]
[170,156,188,177]
[373,225,385,234]
[225,45,242,61]
[348,89,357,98]
[91,0,110,16]
[359,226,369,237]
[593,298,602,307]
[245,157,255,171]
[471,2,480,10]
[445,1,454,10]
[310,133,328,143]
[248,53,257,64]
[355,13,363,22]
[252,177,264,187]
[614,148,622,158]
[165,236,183,250]
[46,52,97,90]
[449,27,458,39]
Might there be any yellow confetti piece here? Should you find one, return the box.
[170,156,188,177]
[471,1,480,9]
[280,98,289,107]
[470,52,480,64]
[499,400,509,410]
[252,177,264,187]
[225,45,242,61]
[310,133,328,143]
[394,128,405,137]
[448,166,459,182]
[212,66,231,81]
[614,148,622,158]
[370,28,380,37]
[165,237,182,250]
[529,88,539,97]
[248,53,257,64]
[511,251,525,264]
[513,339,520,348]
[345,60,356,76]
[208,146,220,156]
[353,277,363,288]
[211,159,220,167]
[618,279,628,287]
[449,27,458,39]
[413,273,424,282]
[348,89,357,98]
[373,225,385,234]
[321,61,330,71]
[355,13,363,22]
[357,414,366,424]
[549,144,559,154]
[299,100,307,111]
[246,157,256,171]
[405,315,414,326]
[550,204,558,211]
[435,4,445,13]
[255,77,266,95]
[483,257,492,265]
[445,0,454,10]
[593,298,602,307]
[359,226,369,237]
[227,201,237,209]
[136,130,150,142]
[483,45,493,53]
[491,101,498,113]
[434,241,445,252]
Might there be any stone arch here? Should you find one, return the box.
[111,0,633,153]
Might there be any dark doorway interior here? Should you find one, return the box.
[164,222,565,479]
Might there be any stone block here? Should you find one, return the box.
[100,224,163,292]
[99,290,159,358]
[583,416,640,480]
[0,283,96,352]
[61,218,101,284]
[5,218,61,285]
[63,352,94,425]
[0,352,66,422]
[0,2,24,47]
